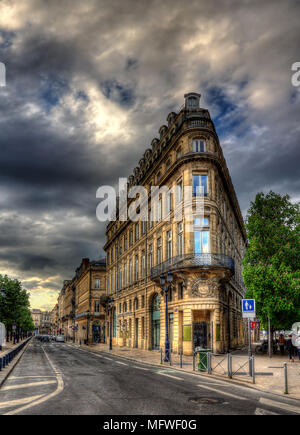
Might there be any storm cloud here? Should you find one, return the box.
[0,0,299,309]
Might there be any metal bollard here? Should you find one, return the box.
[251,356,255,384]
[227,353,232,378]
[160,348,163,364]
[284,362,288,394]
[169,350,172,366]
[207,352,212,374]
[180,348,183,368]
[193,351,195,371]
[0,357,2,371]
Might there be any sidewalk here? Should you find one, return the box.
[78,342,300,400]
[0,338,29,358]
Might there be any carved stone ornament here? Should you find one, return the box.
[190,275,220,298]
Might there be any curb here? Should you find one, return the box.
[68,342,300,403]
[0,339,32,389]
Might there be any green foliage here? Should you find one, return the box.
[243,191,300,330]
[0,274,34,332]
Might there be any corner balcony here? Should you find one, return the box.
[150,253,234,281]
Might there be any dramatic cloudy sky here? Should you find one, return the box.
[0,0,299,310]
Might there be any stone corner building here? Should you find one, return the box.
[103,92,247,355]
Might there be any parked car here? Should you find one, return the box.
[55,335,65,342]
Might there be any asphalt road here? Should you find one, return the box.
[0,339,299,415]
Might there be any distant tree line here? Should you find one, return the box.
[0,274,34,342]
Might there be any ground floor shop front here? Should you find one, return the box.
[106,276,246,355]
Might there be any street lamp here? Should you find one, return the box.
[108,297,114,351]
[86,309,90,345]
[160,271,173,362]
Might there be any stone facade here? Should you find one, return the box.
[56,258,106,344]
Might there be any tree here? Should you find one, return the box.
[0,274,34,337]
[242,191,300,331]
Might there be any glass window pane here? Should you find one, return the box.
[202,231,210,253]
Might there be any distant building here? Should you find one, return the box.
[56,258,106,344]
[31,309,52,334]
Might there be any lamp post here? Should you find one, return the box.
[160,271,173,363]
[108,297,114,351]
[86,309,90,345]
[0,288,6,351]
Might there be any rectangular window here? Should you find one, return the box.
[129,259,133,284]
[142,251,146,277]
[94,301,100,312]
[149,207,154,228]
[94,278,100,289]
[124,263,127,286]
[135,255,139,281]
[135,223,139,242]
[119,269,122,289]
[157,198,162,222]
[194,218,210,254]
[178,283,184,299]
[193,139,206,152]
[142,295,145,308]
[193,175,208,197]
[157,237,162,264]
[176,181,183,203]
[149,244,153,271]
[167,230,172,259]
[141,317,145,339]
[142,220,147,235]
[177,222,183,256]
[166,192,172,215]
[124,237,127,251]
[129,230,133,246]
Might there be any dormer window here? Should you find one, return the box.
[193,139,206,153]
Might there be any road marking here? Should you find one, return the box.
[4,346,64,415]
[102,357,112,361]
[9,376,56,379]
[0,395,44,409]
[254,407,278,415]
[1,380,57,391]
[133,366,151,371]
[197,384,247,401]
[259,397,300,414]
[156,372,183,381]
[115,361,128,366]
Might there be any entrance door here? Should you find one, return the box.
[193,322,208,349]
[151,294,161,350]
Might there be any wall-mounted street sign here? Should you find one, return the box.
[242,299,256,318]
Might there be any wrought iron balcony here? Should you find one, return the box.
[150,253,234,280]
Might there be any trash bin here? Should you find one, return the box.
[197,348,212,372]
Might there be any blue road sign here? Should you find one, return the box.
[242,299,256,312]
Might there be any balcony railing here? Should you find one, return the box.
[150,253,234,280]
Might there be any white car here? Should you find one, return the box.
[55,335,65,342]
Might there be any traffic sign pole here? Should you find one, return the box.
[248,318,252,357]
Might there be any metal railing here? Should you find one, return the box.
[150,253,234,279]
[0,337,32,371]
[207,352,255,384]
